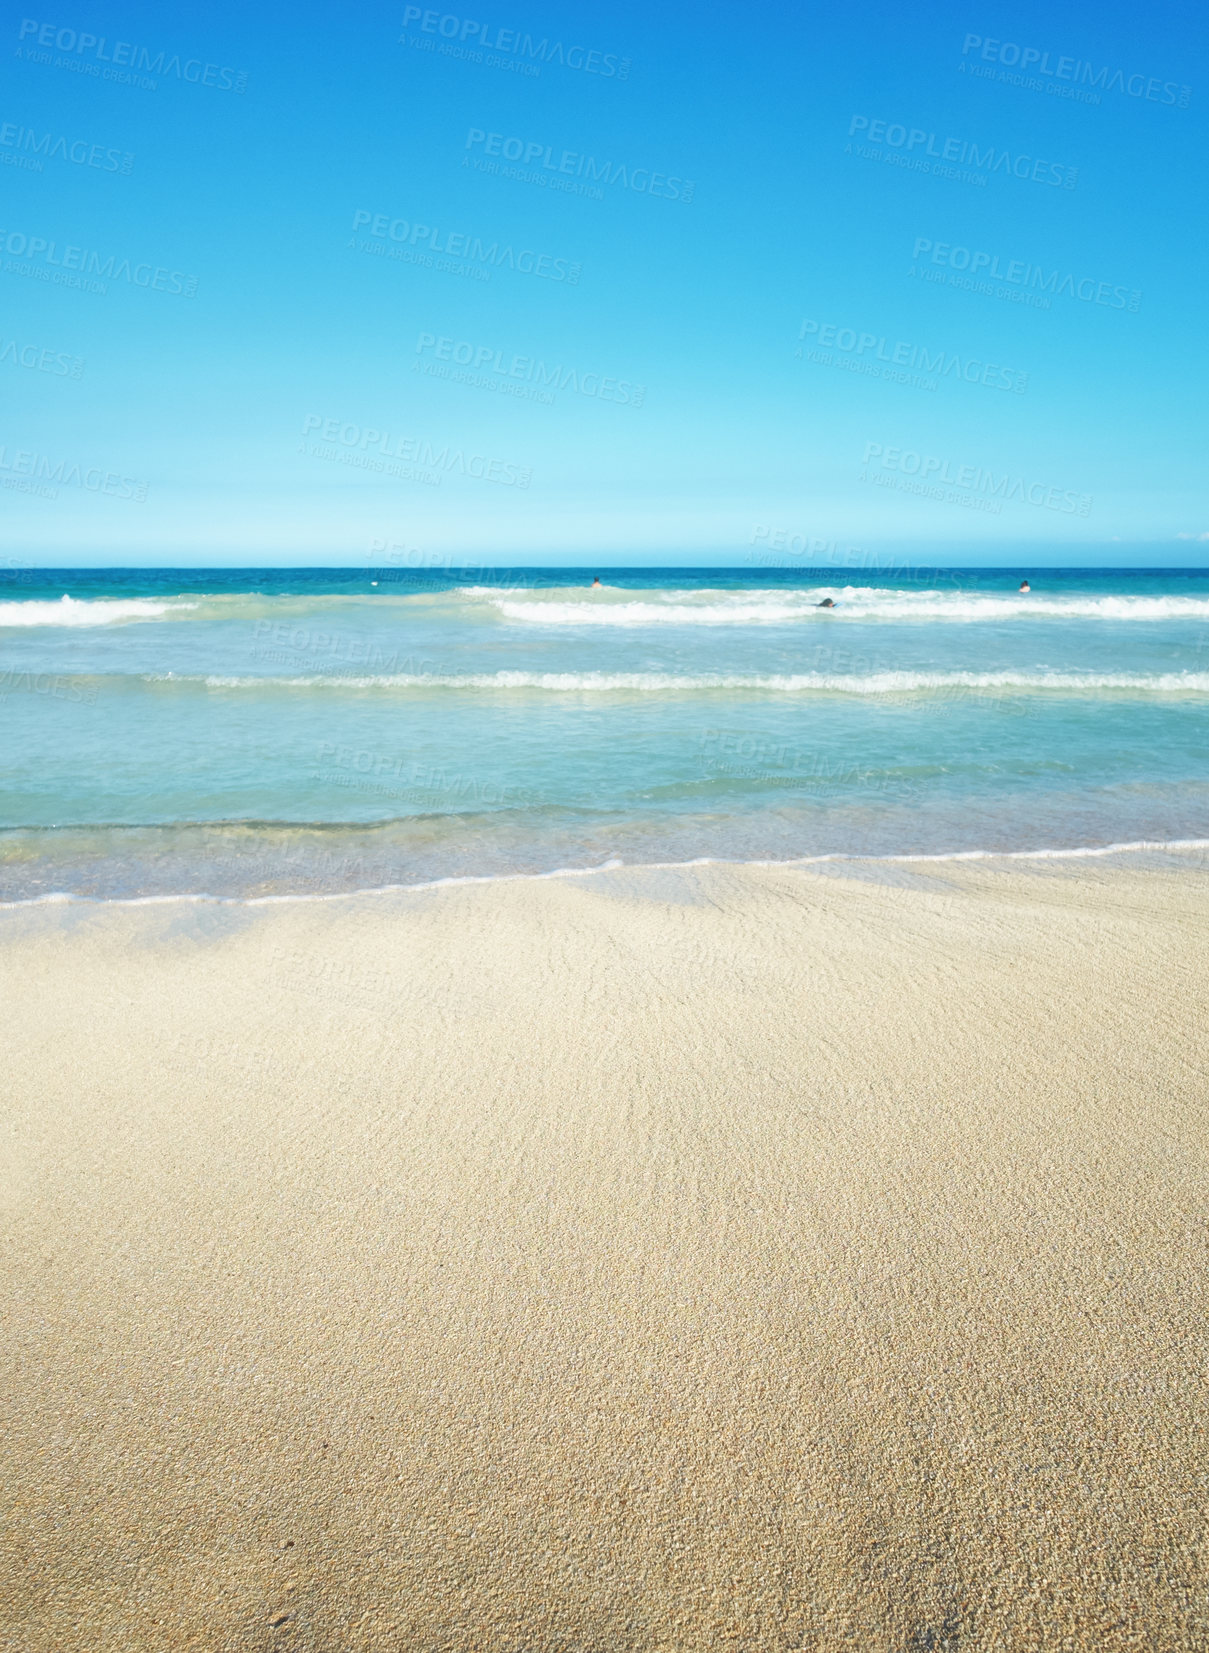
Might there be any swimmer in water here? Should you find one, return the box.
[816,597,837,608]
[591,577,602,587]
[1019,579,1031,593]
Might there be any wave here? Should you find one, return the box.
[6,584,1209,630]
[477,587,1209,625]
[0,590,459,628]
[168,669,1209,695]
[6,837,1209,909]
[0,596,197,627]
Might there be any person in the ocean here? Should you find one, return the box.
[591,577,602,587]
[1019,580,1031,593]
[816,597,837,608]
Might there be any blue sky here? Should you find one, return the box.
[2,0,1206,564]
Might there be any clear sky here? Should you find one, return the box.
[2,0,1206,565]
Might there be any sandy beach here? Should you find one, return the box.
[2,858,1206,1651]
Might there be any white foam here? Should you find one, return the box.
[0,596,195,627]
[4,840,1207,910]
[184,669,1209,695]
[481,588,1209,625]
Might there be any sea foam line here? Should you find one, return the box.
[3,838,1208,910]
[7,585,1209,629]
[177,669,1209,694]
[481,590,1209,624]
[0,596,197,627]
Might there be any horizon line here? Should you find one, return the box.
[5,563,1209,574]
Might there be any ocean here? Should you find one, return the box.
[2,565,1208,901]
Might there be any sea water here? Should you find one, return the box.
[2,566,1208,899]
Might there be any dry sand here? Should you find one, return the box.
[1,859,1207,1651]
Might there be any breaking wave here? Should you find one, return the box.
[474,587,1209,625]
[0,596,197,627]
[166,669,1209,695]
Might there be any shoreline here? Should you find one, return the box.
[2,831,1209,908]
[3,859,1207,1649]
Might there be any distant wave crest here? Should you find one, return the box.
[178,669,1209,695]
[472,587,1209,625]
[0,596,196,627]
[7,585,1208,629]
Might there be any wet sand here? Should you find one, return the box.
[2,859,1207,1650]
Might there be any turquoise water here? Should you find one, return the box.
[2,566,1208,898]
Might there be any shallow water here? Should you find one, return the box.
[2,566,1207,898]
